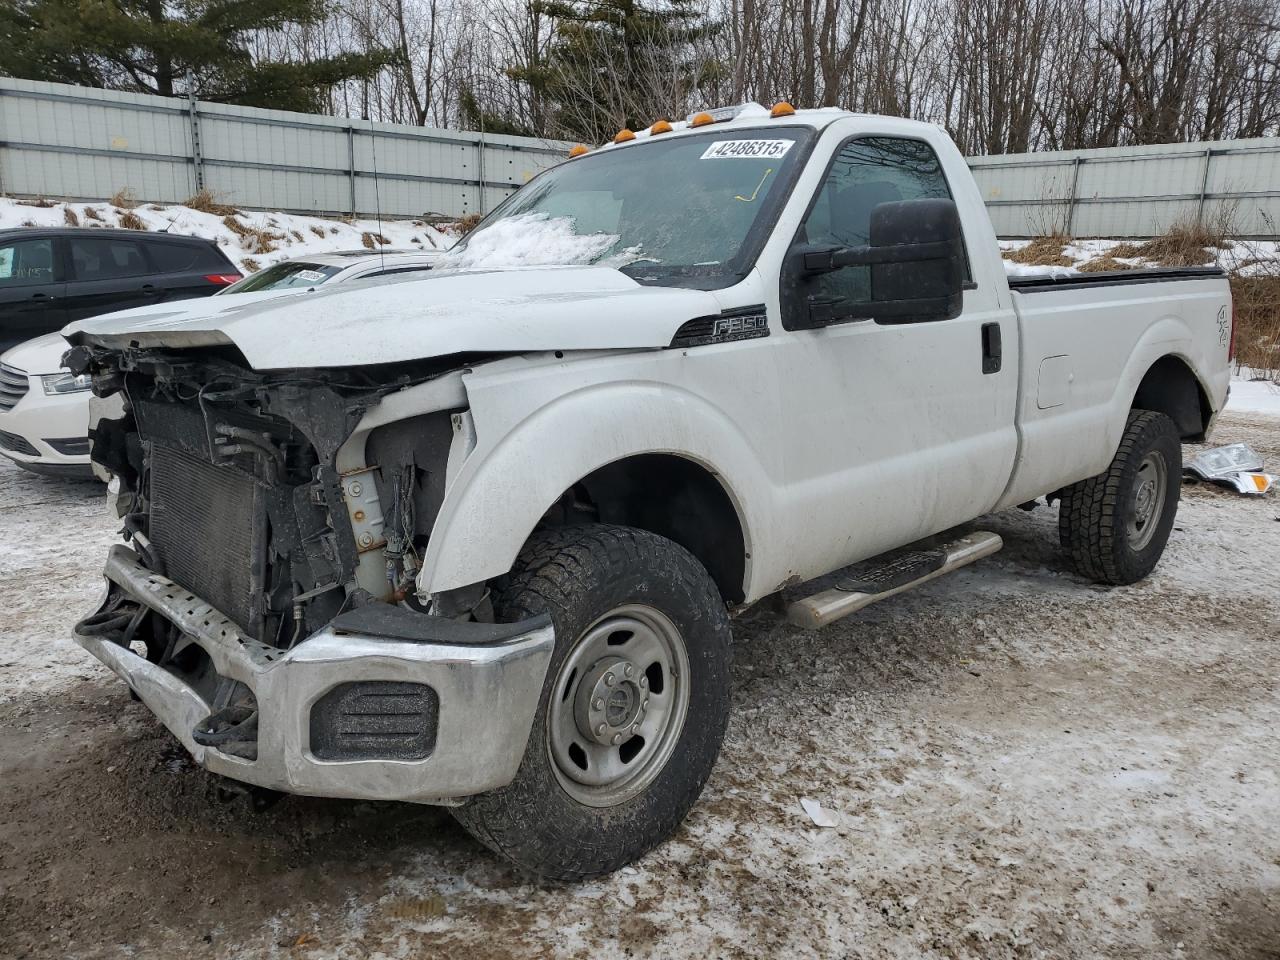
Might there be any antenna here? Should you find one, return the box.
[369,118,386,272]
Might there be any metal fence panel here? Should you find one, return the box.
[970,138,1280,238]
[2,77,1277,236]
[0,77,573,219]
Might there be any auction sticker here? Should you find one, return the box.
[700,139,793,160]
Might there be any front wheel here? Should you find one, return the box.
[451,524,732,881]
[1058,409,1182,585]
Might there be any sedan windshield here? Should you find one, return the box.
[446,127,814,286]
[221,261,342,293]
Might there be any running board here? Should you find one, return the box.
[787,531,1004,630]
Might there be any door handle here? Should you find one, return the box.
[29,292,54,301]
[981,322,1002,374]
[140,283,161,296]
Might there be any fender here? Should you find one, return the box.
[417,363,782,602]
[1103,312,1226,457]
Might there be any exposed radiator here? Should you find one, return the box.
[148,443,264,632]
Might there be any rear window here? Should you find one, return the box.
[69,237,150,280]
[146,240,225,273]
[221,261,342,293]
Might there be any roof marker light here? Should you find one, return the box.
[568,144,589,157]
[613,128,636,143]
[650,119,673,135]
[689,112,714,128]
[770,101,796,117]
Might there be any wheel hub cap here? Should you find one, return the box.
[1127,451,1168,550]
[547,604,691,807]
[574,656,649,745]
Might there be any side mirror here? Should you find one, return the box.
[784,198,966,327]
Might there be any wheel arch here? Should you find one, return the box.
[417,378,769,603]
[1130,353,1213,441]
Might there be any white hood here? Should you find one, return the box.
[1,332,71,375]
[64,267,723,370]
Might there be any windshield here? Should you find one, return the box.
[220,261,342,294]
[446,127,815,286]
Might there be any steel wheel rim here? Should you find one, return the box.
[547,603,691,808]
[1127,451,1168,550]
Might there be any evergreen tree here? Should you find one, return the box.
[0,0,391,112]
[510,0,721,143]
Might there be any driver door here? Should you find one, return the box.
[772,135,1018,579]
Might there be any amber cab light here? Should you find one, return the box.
[689,112,714,128]
[770,101,796,117]
[613,128,636,143]
[568,144,589,157]
[650,119,673,135]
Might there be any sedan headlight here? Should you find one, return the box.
[41,373,93,396]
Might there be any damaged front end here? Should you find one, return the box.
[67,343,553,803]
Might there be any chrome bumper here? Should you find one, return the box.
[75,545,554,803]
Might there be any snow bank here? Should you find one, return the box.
[0,196,454,274]
[1228,373,1280,415]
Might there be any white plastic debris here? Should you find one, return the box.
[1186,443,1273,495]
[1186,443,1264,480]
[1221,472,1275,495]
[800,798,837,828]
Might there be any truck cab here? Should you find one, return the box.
[64,104,1231,881]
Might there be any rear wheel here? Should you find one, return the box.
[451,524,732,881]
[1058,409,1181,585]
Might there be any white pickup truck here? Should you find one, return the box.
[64,104,1232,880]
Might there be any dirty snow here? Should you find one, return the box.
[1229,372,1280,415]
[0,196,454,275]
[1,408,1278,959]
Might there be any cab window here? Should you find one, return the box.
[800,137,968,311]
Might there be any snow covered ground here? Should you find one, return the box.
[0,196,455,274]
[1,407,1276,958]
[1000,236,1280,278]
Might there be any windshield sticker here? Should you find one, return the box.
[295,269,327,283]
[700,139,793,160]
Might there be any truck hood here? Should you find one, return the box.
[64,267,722,369]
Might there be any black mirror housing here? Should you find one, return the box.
[783,197,966,328]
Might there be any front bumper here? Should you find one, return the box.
[0,372,93,474]
[76,545,554,803]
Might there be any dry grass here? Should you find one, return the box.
[1077,255,1135,273]
[309,225,326,239]
[222,215,283,254]
[117,210,145,231]
[62,207,79,227]
[454,212,484,236]
[109,187,137,209]
[184,188,238,216]
[241,257,261,273]
[290,230,304,243]
[1230,273,1280,373]
[16,197,57,208]
[361,231,390,249]
[1006,233,1073,267]
[83,206,103,222]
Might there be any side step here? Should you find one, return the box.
[787,531,1003,630]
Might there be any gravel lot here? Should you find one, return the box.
[1,408,1277,960]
